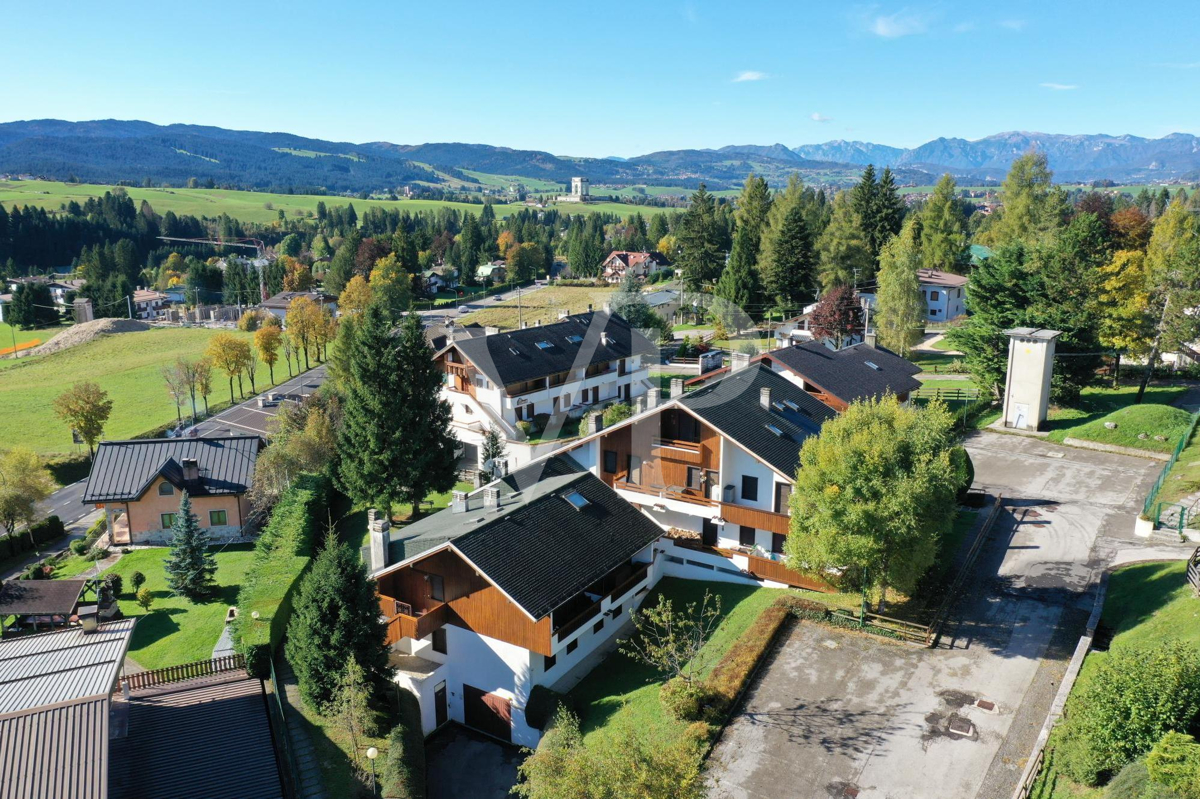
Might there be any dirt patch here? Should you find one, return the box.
[28,318,152,357]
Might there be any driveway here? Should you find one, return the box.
[425,724,522,799]
[706,431,1173,799]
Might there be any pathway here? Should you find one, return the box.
[274,657,329,799]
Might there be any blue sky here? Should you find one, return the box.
[4,1,1198,157]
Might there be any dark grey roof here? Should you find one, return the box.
[765,341,922,405]
[260,290,336,309]
[644,289,680,308]
[82,436,261,504]
[109,673,283,799]
[679,365,835,475]
[425,321,485,352]
[383,455,663,620]
[0,579,85,616]
[450,311,656,387]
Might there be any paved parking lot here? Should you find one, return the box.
[706,430,1167,799]
[185,364,327,438]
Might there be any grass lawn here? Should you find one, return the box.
[1031,561,1200,798]
[649,371,692,397]
[339,481,475,550]
[1060,402,1192,453]
[916,377,980,390]
[0,326,257,454]
[930,336,961,352]
[458,285,614,330]
[910,350,967,373]
[1157,429,1200,507]
[568,578,785,746]
[0,322,66,355]
[1042,384,1188,446]
[81,545,256,669]
[710,338,772,352]
[671,323,710,332]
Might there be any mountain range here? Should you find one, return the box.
[0,119,1197,195]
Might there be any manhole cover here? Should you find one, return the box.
[948,717,975,737]
[975,699,996,713]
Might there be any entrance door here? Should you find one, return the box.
[434,681,448,728]
[463,684,512,742]
[701,518,718,547]
[623,383,631,402]
[592,387,599,404]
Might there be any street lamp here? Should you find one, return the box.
[366,746,379,795]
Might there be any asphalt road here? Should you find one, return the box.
[415,281,549,321]
[185,364,328,438]
[37,478,92,526]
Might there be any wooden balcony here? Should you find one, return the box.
[651,437,700,454]
[607,562,650,603]
[744,553,834,593]
[380,594,448,646]
[718,502,791,536]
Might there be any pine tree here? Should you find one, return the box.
[162,492,217,601]
[481,424,507,480]
[761,201,817,310]
[851,164,879,255]
[285,534,389,713]
[734,173,772,255]
[817,193,874,290]
[392,312,459,514]
[714,225,761,330]
[920,174,968,273]
[676,184,725,289]
[874,168,905,253]
[875,219,926,356]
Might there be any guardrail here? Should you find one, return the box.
[121,653,246,691]
[1188,547,1200,595]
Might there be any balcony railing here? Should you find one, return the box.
[717,502,791,535]
[553,562,652,644]
[651,436,701,454]
[615,481,713,507]
[553,598,602,641]
[380,594,448,646]
[606,562,650,603]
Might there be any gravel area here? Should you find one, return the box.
[28,318,151,357]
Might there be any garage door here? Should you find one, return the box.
[462,684,512,743]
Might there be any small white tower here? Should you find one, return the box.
[1002,328,1061,431]
[571,176,589,198]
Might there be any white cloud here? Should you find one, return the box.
[1040,82,1078,91]
[811,112,833,123]
[732,70,768,82]
[868,9,929,38]
[999,19,1026,31]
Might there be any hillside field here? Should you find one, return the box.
[0,326,256,454]
[457,285,615,329]
[0,180,676,225]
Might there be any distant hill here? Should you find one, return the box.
[793,131,1200,182]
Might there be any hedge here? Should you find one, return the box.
[231,473,330,677]
[0,515,66,560]
[703,594,796,717]
[382,690,427,799]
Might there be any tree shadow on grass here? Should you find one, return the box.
[1101,562,1187,636]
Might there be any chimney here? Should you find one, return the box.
[647,387,661,409]
[485,326,500,336]
[602,300,613,314]
[367,509,391,572]
[483,487,501,508]
[600,331,609,346]
[587,304,593,313]
[731,351,751,372]
[635,395,647,414]
[587,413,604,435]
[473,470,484,488]
[181,457,199,482]
[521,320,528,329]
[864,332,877,349]
[557,309,569,320]
[760,387,771,410]
[451,490,468,513]
[669,377,684,398]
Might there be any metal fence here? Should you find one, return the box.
[1141,408,1200,517]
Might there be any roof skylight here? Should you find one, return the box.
[864,360,881,371]
[564,491,590,510]
[535,341,554,350]
[765,424,785,438]
[566,335,584,344]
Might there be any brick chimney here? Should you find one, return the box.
[367,509,391,572]
[731,351,751,372]
[760,387,771,410]
[647,387,661,409]
[635,396,647,413]
[483,487,501,508]
[669,378,684,398]
[181,457,199,482]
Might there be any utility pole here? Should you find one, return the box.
[517,282,523,328]
[126,294,134,320]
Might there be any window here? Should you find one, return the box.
[741,476,759,502]
[566,639,578,655]
[209,510,228,526]
[428,574,445,603]
[603,450,618,474]
[564,491,590,510]
[687,466,702,490]
[158,482,174,496]
[543,653,557,672]
[772,533,786,555]
[739,525,756,547]
[432,628,447,655]
[592,618,604,634]
[611,603,622,618]
[160,513,176,529]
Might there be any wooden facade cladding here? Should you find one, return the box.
[376,548,554,656]
[597,410,720,501]
[718,502,791,536]
[744,553,835,593]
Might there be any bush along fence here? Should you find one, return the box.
[231,473,330,678]
[1142,408,1200,520]
[0,516,66,563]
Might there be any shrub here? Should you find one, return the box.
[660,677,708,722]
[516,420,533,437]
[136,587,154,611]
[382,690,427,799]
[130,571,146,593]
[533,413,551,433]
[237,310,261,332]
[950,446,974,500]
[704,596,793,717]
[231,473,330,678]
[602,403,633,427]
[526,685,576,731]
[1105,758,1183,799]
[1147,732,1200,799]
[84,546,109,561]
[105,573,123,597]
[1057,642,1200,785]
[1,516,66,560]
[70,539,88,556]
